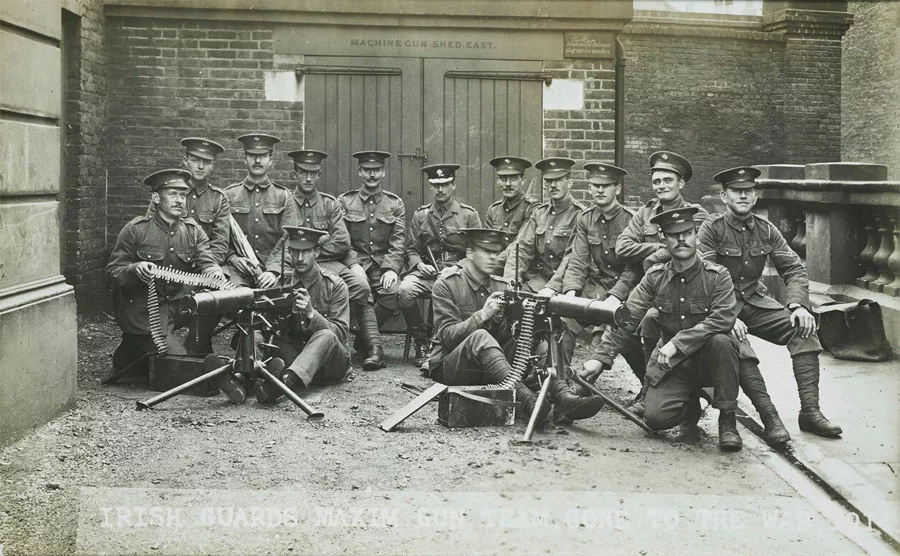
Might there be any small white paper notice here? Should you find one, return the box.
[543,79,584,110]
[264,71,303,103]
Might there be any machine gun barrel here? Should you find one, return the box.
[181,287,256,316]
[546,295,634,331]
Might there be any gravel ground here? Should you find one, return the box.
[0,313,871,555]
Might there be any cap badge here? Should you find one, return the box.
[662,154,669,160]
[504,159,510,164]
[436,169,444,176]
[738,169,746,175]
[202,141,209,147]
[672,212,680,219]
[597,165,605,171]
[550,161,556,167]
[252,136,259,142]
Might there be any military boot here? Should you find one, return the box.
[793,354,842,438]
[515,383,551,425]
[740,362,790,445]
[255,357,286,404]
[718,411,743,451]
[360,303,385,371]
[217,373,247,405]
[411,328,431,368]
[363,345,386,372]
[550,378,604,423]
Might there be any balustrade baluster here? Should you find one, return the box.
[870,210,896,292]
[885,212,900,296]
[857,214,882,287]
[789,210,806,259]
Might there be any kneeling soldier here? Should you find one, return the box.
[586,207,743,451]
[254,226,351,403]
[429,228,603,425]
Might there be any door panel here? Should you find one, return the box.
[303,56,423,217]
[423,59,544,216]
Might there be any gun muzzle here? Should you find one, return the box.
[181,287,256,316]
[546,295,634,331]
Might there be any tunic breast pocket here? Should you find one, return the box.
[262,205,284,230]
[643,223,661,242]
[137,249,164,263]
[176,252,196,269]
[550,227,573,255]
[588,236,605,266]
[196,211,216,225]
[312,220,330,231]
[373,214,396,243]
[688,300,709,327]
[534,225,548,255]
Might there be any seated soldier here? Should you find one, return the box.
[244,226,351,404]
[584,207,743,451]
[106,169,225,375]
[401,163,482,367]
[699,166,840,439]
[560,163,646,407]
[428,227,603,425]
[503,158,584,367]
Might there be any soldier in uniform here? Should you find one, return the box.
[338,151,405,353]
[586,207,743,451]
[262,150,383,371]
[502,157,584,365]
[429,228,603,425]
[178,138,231,354]
[223,133,296,289]
[107,169,224,375]
[400,163,482,366]
[615,151,710,368]
[250,226,351,404]
[561,163,646,395]
[484,156,539,269]
[698,166,841,439]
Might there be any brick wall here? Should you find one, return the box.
[620,16,785,205]
[105,17,304,245]
[842,1,900,180]
[542,59,616,205]
[62,0,108,310]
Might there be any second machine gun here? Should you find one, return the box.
[500,288,654,440]
[135,285,324,421]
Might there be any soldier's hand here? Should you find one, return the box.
[230,256,255,278]
[292,288,315,319]
[790,306,817,339]
[481,291,507,321]
[564,289,578,297]
[657,341,679,369]
[134,261,157,284]
[350,264,367,282]
[417,262,438,279]
[600,295,623,310]
[381,270,398,289]
[536,287,556,298]
[256,271,278,289]
[731,318,749,342]
[580,359,606,384]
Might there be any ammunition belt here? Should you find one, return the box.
[487,298,537,390]
[147,267,235,356]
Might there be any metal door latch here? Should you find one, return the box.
[397,147,428,161]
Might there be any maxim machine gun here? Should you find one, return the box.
[134,284,324,421]
[499,288,653,440]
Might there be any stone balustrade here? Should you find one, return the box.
[754,162,900,296]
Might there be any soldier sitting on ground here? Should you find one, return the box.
[107,169,225,376]
[583,207,744,452]
[219,226,351,405]
[428,228,603,426]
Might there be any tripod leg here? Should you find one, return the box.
[571,374,655,434]
[521,371,553,443]
[137,355,233,410]
[255,364,325,422]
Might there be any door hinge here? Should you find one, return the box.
[397,148,428,161]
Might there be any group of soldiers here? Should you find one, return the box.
[106,133,842,452]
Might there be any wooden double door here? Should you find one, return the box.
[303,56,544,220]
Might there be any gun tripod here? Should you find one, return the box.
[135,288,324,421]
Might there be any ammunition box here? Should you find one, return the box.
[149,355,219,397]
[437,386,516,428]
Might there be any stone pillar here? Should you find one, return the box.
[1,3,77,445]
[763,1,853,164]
